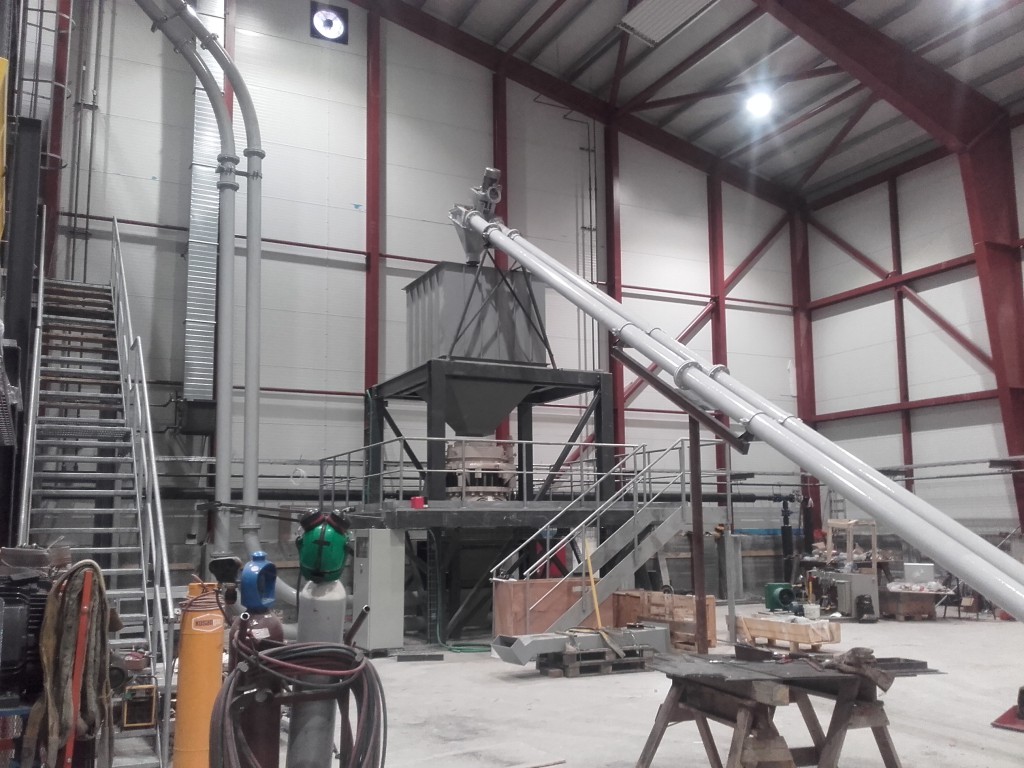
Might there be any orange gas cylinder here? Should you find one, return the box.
[175,582,226,768]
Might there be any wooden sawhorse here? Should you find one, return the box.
[636,656,903,768]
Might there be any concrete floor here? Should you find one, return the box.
[374,604,1024,767]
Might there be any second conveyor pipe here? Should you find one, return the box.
[452,206,1024,620]
[497,221,1024,593]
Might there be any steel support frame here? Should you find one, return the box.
[758,0,1024,525]
[365,359,615,501]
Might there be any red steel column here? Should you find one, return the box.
[790,212,821,530]
[604,125,626,449]
[889,179,915,493]
[364,11,382,390]
[707,175,728,490]
[493,71,511,440]
[960,131,1024,524]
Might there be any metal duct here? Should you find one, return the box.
[181,0,225,402]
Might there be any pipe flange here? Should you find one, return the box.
[218,154,240,166]
[243,148,266,159]
[216,179,240,191]
[506,228,522,239]
[708,363,730,378]
[672,360,703,388]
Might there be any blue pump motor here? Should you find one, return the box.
[239,551,277,613]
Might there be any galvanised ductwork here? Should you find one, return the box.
[451,168,1024,620]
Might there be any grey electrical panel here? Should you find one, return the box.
[351,529,405,651]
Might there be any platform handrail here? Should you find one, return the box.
[15,214,46,545]
[516,438,687,590]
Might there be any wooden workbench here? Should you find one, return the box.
[636,655,902,768]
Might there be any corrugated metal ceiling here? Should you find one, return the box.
[400,0,1024,201]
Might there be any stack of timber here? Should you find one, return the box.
[737,615,841,652]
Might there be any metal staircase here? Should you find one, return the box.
[491,439,690,633]
[17,220,174,767]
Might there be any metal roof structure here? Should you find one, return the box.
[360,0,1024,204]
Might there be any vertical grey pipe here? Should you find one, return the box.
[162,0,263,507]
[134,0,237,550]
[500,222,1024,589]
[458,210,1024,619]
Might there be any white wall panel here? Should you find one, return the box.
[618,137,708,290]
[726,307,795,404]
[911,402,1014,528]
[904,275,995,400]
[897,155,973,272]
[721,184,791,305]
[815,184,891,271]
[814,298,899,413]
[807,221,882,300]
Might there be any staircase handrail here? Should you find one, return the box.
[491,441,654,578]
[520,438,686,582]
[15,215,46,545]
[110,218,174,764]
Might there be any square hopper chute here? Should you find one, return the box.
[405,262,547,370]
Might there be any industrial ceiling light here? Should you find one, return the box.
[618,0,712,46]
[745,92,774,118]
[311,2,349,44]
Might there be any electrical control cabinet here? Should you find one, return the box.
[351,529,405,651]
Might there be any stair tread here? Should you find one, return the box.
[40,355,120,367]
[35,439,133,449]
[33,489,137,497]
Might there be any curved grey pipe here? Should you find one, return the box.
[134,0,237,551]
[459,210,1024,619]
[145,1,295,604]
[501,223,1024,589]
[162,0,264,509]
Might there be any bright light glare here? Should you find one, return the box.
[312,9,345,39]
[745,92,773,118]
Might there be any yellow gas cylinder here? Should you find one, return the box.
[175,582,225,768]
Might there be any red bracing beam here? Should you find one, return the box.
[757,0,1024,524]
[751,0,1005,152]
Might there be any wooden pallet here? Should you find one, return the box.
[737,616,841,653]
[536,646,654,678]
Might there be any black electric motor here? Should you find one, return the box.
[0,571,51,700]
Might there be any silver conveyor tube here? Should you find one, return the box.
[501,223,1024,589]
[457,209,1024,619]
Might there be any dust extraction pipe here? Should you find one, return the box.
[450,168,1024,620]
[134,0,237,551]
[164,0,264,509]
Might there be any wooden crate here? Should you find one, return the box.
[878,590,938,621]
[613,590,717,648]
[738,616,841,652]
[492,578,614,636]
